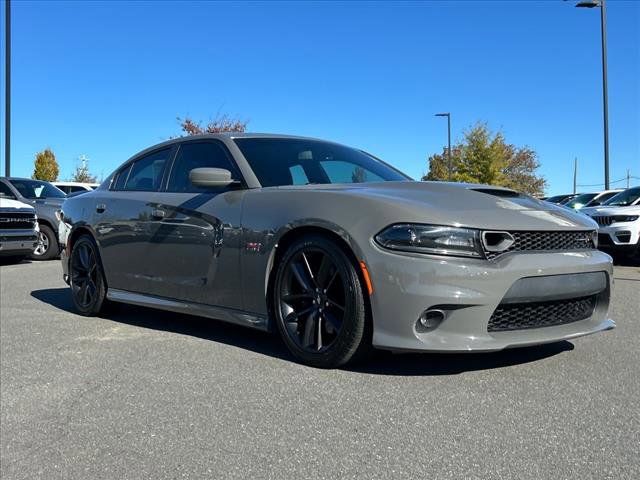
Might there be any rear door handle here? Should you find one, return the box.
[151,209,166,219]
[96,203,106,213]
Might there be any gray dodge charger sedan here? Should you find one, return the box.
[59,134,614,367]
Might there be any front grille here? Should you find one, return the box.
[482,230,596,260]
[0,211,37,230]
[592,216,613,227]
[488,295,597,332]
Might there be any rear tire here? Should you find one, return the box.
[273,234,371,368]
[69,235,107,316]
[31,224,58,261]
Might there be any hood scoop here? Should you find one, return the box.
[470,187,522,198]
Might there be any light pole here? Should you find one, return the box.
[435,112,451,180]
[4,0,10,177]
[574,0,610,189]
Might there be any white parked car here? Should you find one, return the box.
[581,186,640,255]
[562,189,623,210]
[52,182,99,196]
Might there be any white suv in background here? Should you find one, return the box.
[581,186,640,256]
[52,182,99,196]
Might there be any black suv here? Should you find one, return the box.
[0,178,66,260]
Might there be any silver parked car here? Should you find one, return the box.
[58,134,614,367]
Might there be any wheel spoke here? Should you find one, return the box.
[316,255,333,289]
[325,269,339,291]
[284,305,315,324]
[80,282,90,305]
[302,311,316,348]
[290,261,314,292]
[281,293,313,304]
[328,300,345,312]
[301,252,317,288]
[323,310,342,332]
[79,245,90,270]
[316,315,323,350]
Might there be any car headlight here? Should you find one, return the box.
[612,215,639,223]
[374,224,483,258]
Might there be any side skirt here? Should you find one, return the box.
[106,288,269,331]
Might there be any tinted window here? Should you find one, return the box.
[234,138,410,187]
[603,187,640,207]
[113,165,131,190]
[564,193,597,209]
[0,181,16,199]
[8,179,66,199]
[167,142,240,193]
[123,149,171,192]
[586,191,620,207]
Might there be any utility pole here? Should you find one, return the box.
[573,158,578,194]
[435,112,452,180]
[4,0,11,176]
[574,0,610,189]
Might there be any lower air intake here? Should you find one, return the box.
[488,295,597,332]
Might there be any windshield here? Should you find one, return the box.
[9,179,66,199]
[585,191,620,207]
[234,138,411,187]
[564,193,597,209]
[602,187,640,207]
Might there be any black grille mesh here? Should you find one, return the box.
[488,295,597,332]
[592,216,613,227]
[482,230,596,260]
[0,211,37,230]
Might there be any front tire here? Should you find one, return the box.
[273,235,370,368]
[31,224,59,261]
[69,235,107,316]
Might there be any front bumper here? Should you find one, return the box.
[597,222,640,251]
[366,247,614,352]
[0,231,39,257]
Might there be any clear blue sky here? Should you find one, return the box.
[1,0,638,195]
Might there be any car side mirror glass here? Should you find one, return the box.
[189,168,236,188]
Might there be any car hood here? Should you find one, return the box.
[279,181,598,231]
[0,198,35,211]
[581,205,640,217]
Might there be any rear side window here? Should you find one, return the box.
[113,165,131,190]
[122,148,171,192]
[167,142,240,193]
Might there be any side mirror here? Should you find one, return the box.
[189,168,236,188]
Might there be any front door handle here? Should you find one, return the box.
[151,209,166,220]
[96,203,106,213]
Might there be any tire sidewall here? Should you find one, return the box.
[273,235,368,368]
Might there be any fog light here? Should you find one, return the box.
[417,309,445,332]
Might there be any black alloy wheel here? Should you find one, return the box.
[70,235,106,315]
[274,235,370,368]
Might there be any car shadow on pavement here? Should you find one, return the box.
[32,287,574,376]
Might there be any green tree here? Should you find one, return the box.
[71,159,97,183]
[423,123,546,196]
[32,148,59,181]
[177,114,248,136]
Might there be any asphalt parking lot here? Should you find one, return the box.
[1,259,639,480]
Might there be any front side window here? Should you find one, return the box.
[0,181,17,199]
[234,138,411,188]
[8,179,66,199]
[122,148,171,192]
[167,142,240,193]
